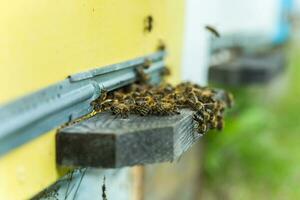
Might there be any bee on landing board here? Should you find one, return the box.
[87,68,232,135]
[110,102,130,118]
[135,67,150,84]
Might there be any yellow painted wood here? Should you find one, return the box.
[0,131,60,200]
[0,0,185,199]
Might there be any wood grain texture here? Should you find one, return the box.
[56,109,201,168]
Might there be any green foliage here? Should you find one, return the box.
[201,44,300,199]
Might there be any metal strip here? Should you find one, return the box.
[0,51,166,156]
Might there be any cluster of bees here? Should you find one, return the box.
[91,81,233,135]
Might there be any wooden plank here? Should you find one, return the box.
[56,109,201,168]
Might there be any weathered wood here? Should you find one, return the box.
[56,109,201,168]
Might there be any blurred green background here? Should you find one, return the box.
[200,41,300,200]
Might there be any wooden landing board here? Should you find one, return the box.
[56,109,201,168]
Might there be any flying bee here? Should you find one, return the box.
[205,25,220,38]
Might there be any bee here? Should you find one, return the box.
[162,83,174,93]
[111,102,130,118]
[199,90,215,103]
[138,96,156,105]
[160,67,171,77]
[216,119,224,130]
[151,102,179,115]
[163,102,180,115]
[198,124,207,134]
[90,87,110,110]
[143,59,152,69]
[205,25,220,38]
[187,100,204,112]
[203,102,218,111]
[135,66,150,84]
[157,39,166,51]
[99,88,108,101]
[174,96,188,108]
[193,119,207,135]
[132,103,151,116]
[123,95,136,105]
[186,89,197,100]
[194,110,210,121]
[211,115,224,130]
[144,15,153,33]
[131,97,154,116]
[193,113,204,123]
[93,99,115,112]
[112,92,126,101]
[176,82,193,89]
[214,101,226,113]
[87,77,232,136]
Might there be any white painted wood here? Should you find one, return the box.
[181,0,218,85]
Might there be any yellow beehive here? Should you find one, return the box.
[0,0,185,199]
